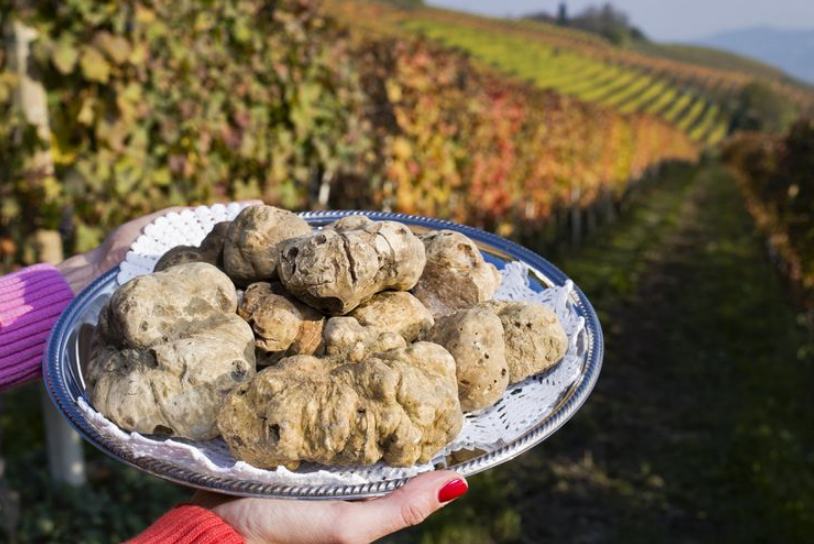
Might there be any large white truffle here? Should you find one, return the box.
[223,205,311,286]
[412,230,502,317]
[87,263,256,440]
[278,220,426,315]
[217,342,463,469]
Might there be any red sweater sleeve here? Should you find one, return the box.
[124,504,244,544]
[0,263,75,391]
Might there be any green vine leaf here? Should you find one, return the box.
[52,40,79,75]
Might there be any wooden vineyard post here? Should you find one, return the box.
[33,232,87,488]
[602,188,616,225]
[4,20,87,487]
[4,20,51,173]
[556,205,569,248]
[586,200,597,234]
[570,185,582,247]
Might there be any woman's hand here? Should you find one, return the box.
[192,471,468,544]
[55,202,261,293]
[55,207,182,293]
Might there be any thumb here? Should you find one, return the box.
[340,471,468,543]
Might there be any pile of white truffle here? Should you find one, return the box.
[87,206,567,470]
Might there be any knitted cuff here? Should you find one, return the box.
[0,264,75,391]
[124,504,244,544]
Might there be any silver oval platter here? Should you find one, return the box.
[44,208,603,500]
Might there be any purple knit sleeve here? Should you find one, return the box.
[0,264,75,391]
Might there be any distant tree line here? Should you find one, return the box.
[525,3,647,45]
[371,0,425,8]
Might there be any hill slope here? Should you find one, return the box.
[329,1,814,146]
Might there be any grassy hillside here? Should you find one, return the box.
[328,1,814,146]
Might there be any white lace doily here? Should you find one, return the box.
[118,203,253,285]
[89,208,587,486]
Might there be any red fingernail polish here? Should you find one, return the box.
[438,478,468,503]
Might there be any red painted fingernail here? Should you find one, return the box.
[438,478,468,503]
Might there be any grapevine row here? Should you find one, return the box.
[0,0,699,269]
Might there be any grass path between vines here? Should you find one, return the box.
[398,162,814,544]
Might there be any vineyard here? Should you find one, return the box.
[402,19,729,145]
[0,0,698,271]
[327,1,814,146]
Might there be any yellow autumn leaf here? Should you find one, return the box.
[52,40,79,75]
[392,137,412,160]
[77,96,96,126]
[135,5,156,23]
[79,46,111,83]
[128,43,148,66]
[496,222,514,238]
[92,32,132,65]
[386,80,403,103]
